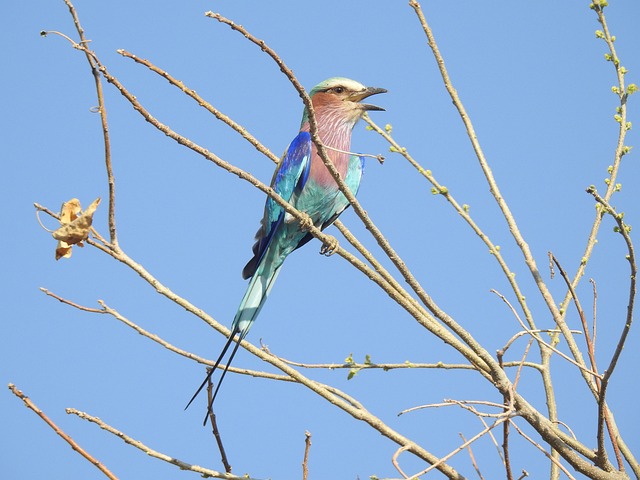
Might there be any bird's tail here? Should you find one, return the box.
[185,260,282,425]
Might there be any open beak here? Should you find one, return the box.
[350,86,387,111]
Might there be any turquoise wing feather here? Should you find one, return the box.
[242,131,312,279]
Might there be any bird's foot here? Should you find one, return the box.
[298,212,314,232]
[320,236,339,256]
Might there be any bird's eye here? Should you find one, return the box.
[332,86,345,94]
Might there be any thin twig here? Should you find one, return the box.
[392,445,411,479]
[497,347,514,480]
[35,208,55,233]
[40,288,105,313]
[117,49,281,166]
[399,399,508,418]
[492,290,602,378]
[66,408,254,480]
[553,420,578,441]
[476,416,505,466]
[499,329,581,360]
[459,432,485,480]
[207,379,232,473]
[302,431,312,480]
[61,0,118,245]
[550,254,600,382]
[588,187,636,471]
[8,384,118,480]
[590,278,598,352]
[278,356,538,372]
[559,0,633,316]
[510,421,577,480]
[40,289,291,382]
[406,417,510,479]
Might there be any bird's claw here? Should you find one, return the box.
[298,213,314,232]
[320,236,339,256]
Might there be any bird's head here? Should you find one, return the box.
[301,77,386,127]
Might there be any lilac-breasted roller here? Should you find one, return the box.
[187,78,386,420]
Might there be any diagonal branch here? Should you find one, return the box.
[67,408,253,480]
[8,384,118,480]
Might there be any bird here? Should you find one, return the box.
[186,77,386,423]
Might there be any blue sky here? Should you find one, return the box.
[3,1,640,479]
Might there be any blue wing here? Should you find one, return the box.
[242,131,312,279]
[294,154,365,251]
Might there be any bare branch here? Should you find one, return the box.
[407,417,510,479]
[61,0,118,245]
[66,408,254,479]
[588,186,636,471]
[40,288,105,313]
[459,432,485,480]
[559,0,634,315]
[206,381,232,474]
[8,384,118,480]
[550,253,600,382]
[492,290,601,378]
[510,421,577,480]
[302,431,312,480]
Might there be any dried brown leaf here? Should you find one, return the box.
[53,198,101,260]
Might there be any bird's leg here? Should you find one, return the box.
[320,236,339,256]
